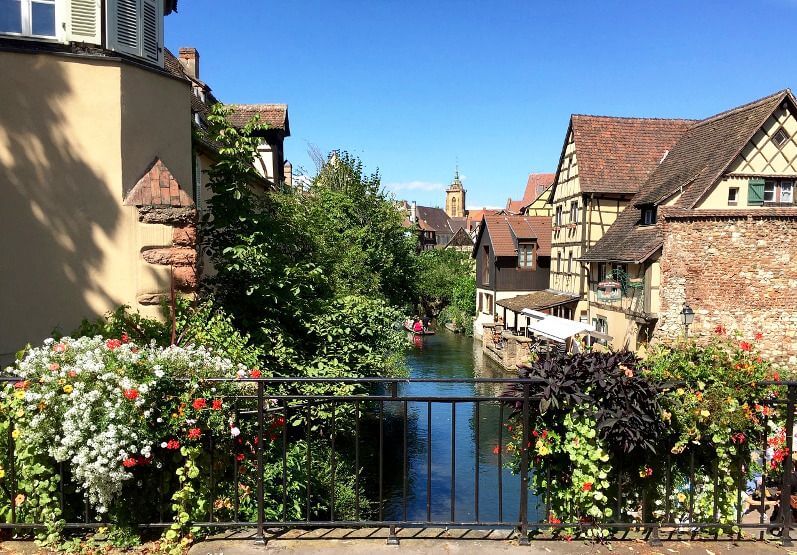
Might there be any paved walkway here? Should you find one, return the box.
[187,528,790,555]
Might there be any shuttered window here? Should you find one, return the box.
[106,0,162,65]
[68,0,101,44]
[747,178,765,206]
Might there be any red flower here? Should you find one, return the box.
[187,427,202,440]
[250,369,262,379]
[136,456,151,466]
[123,388,139,400]
[740,341,752,352]
[645,466,653,477]
[732,432,746,444]
[774,372,781,382]
[549,515,561,525]
[122,457,137,468]
[192,398,207,410]
[582,482,593,492]
[714,324,726,335]
[121,333,130,344]
[211,399,223,411]
[68,370,77,378]
[106,338,122,350]
[492,445,501,455]
[532,430,539,438]
[236,453,245,462]
[166,439,180,450]
[755,332,764,341]
[275,416,286,426]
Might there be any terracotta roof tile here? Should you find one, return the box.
[570,115,694,194]
[228,104,290,135]
[496,290,580,312]
[507,173,555,212]
[124,158,194,208]
[483,214,551,257]
[582,90,794,263]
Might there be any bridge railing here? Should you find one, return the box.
[0,376,794,547]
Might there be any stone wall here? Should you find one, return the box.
[656,212,797,367]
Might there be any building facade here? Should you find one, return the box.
[0,1,289,364]
[582,90,797,365]
[472,214,552,337]
[547,115,693,324]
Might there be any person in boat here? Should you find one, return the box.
[422,315,431,332]
[413,318,424,334]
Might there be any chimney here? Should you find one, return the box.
[410,201,418,223]
[178,47,200,79]
[283,160,293,187]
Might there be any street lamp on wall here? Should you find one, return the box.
[680,303,695,338]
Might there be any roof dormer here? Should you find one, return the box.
[0,0,169,67]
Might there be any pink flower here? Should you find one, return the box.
[714,324,726,335]
[53,343,66,353]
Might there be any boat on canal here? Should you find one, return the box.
[404,320,436,335]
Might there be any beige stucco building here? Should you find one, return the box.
[0,1,289,364]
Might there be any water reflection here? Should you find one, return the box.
[380,330,539,523]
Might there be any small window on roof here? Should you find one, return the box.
[774,127,790,147]
[641,207,657,225]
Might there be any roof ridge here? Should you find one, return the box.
[572,114,698,123]
[229,103,288,109]
[689,89,789,129]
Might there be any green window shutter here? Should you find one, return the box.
[748,178,765,206]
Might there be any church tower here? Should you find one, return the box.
[445,169,466,218]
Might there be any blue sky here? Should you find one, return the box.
[166,0,797,209]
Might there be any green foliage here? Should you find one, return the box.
[307,152,419,308]
[504,336,778,538]
[417,249,475,332]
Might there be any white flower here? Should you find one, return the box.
[230,426,241,438]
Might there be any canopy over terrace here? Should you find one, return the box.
[495,290,579,332]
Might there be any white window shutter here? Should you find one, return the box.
[141,0,163,65]
[106,0,141,56]
[67,0,101,44]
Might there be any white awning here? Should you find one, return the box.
[526,314,595,343]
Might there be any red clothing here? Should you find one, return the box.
[413,321,424,333]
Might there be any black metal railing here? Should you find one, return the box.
[0,376,796,547]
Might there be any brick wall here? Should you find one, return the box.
[656,213,797,367]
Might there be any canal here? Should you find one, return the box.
[379,328,540,524]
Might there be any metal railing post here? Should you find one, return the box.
[781,384,796,547]
[518,382,531,546]
[255,380,266,545]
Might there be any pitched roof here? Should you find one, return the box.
[448,216,468,233]
[563,115,694,195]
[479,214,552,257]
[507,173,555,212]
[582,90,795,264]
[228,104,290,135]
[635,90,791,207]
[445,227,474,248]
[123,158,194,208]
[415,206,451,232]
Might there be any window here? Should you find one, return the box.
[596,262,607,282]
[1,0,56,38]
[641,207,656,225]
[782,181,793,203]
[567,251,573,274]
[482,246,490,285]
[764,181,776,202]
[592,317,609,345]
[774,127,790,147]
[752,179,795,204]
[569,201,578,224]
[478,293,483,312]
[557,252,562,273]
[518,243,535,269]
[555,205,563,227]
[485,294,493,314]
[727,187,739,206]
